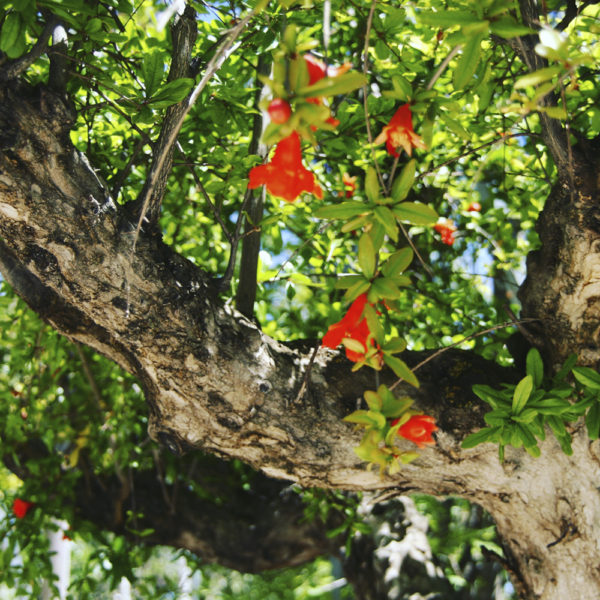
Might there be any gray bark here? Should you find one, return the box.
[2,78,600,600]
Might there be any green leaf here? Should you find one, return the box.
[417,10,483,27]
[0,11,24,57]
[297,71,367,98]
[374,206,398,242]
[381,396,413,419]
[390,159,416,203]
[526,348,544,388]
[383,337,407,354]
[547,415,566,437]
[461,426,500,448]
[512,375,533,414]
[391,75,412,101]
[335,274,364,289]
[490,16,534,38]
[344,278,371,302]
[392,202,438,225]
[315,201,368,220]
[585,402,600,440]
[572,367,600,390]
[511,408,538,423]
[382,248,413,277]
[438,112,471,140]
[358,232,376,279]
[142,50,165,98]
[514,65,562,89]
[148,77,195,108]
[453,34,485,90]
[383,354,419,387]
[364,303,384,345]
[484,409,510,426]
[368,277,402,302]
[364,390,382,411]
[364,167,380,203]
[472,384,511,408]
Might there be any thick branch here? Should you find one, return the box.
[4,81,600,599]
[507,0,571,171]
[129,5,198,227]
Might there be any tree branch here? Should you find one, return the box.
[0,17,57,82]
[129,5,198,228]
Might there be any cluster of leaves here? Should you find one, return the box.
[462,349,600,460]
[343,385,436,474]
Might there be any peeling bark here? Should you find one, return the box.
[2,78,600,598]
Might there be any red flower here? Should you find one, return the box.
[304,54,351,86]
[434,218,457,246]
[303,55,350,129]
[341,173,357,198]
[393,415,438,448]
[322,294,379,362]
[467,201,481,212]
[267,98,292,124]
[12,498,34,519]
[374,104,426,157]
[248,132,323,202]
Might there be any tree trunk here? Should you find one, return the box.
[2,78,600,599]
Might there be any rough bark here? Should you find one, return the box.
[2,79,600,600]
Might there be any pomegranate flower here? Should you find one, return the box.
[248,132,322,202]
[322,294,379,362]
[303,54,351,128]
[434,218,457,246]
[394,415,438,448]
[304,54,351,86]
[13,498,34,519]
[341,172,357,198]
[374,103,426,157]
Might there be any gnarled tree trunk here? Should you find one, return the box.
[1,73,600,600]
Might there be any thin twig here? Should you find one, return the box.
[389,319,540,391]
[74,343,104,413]
[131,5,259,251]
[362,1,385,190]
[425,45,461,91]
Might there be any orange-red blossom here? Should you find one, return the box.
[248,132,322,202]
[375,103,426,157]
[322,293,380,363]
[304,54,351,128]
[393,415,438,448]
[434,218,457,246]
[13,498,34,519]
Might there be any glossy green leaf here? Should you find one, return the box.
[392,202,438,225]
[391,159,416,203]
[512,375,533,414]
[297,71,367,98]
[585,402,600,440]
[461,426,500,448]
[142,50,165,98]
[358,232,376,279]
[383,354,419,387]
[573,367,600,390]
[365,166,380,203]
[453,34,485,90]
[315,201,368,220]
[526,348,544,388]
